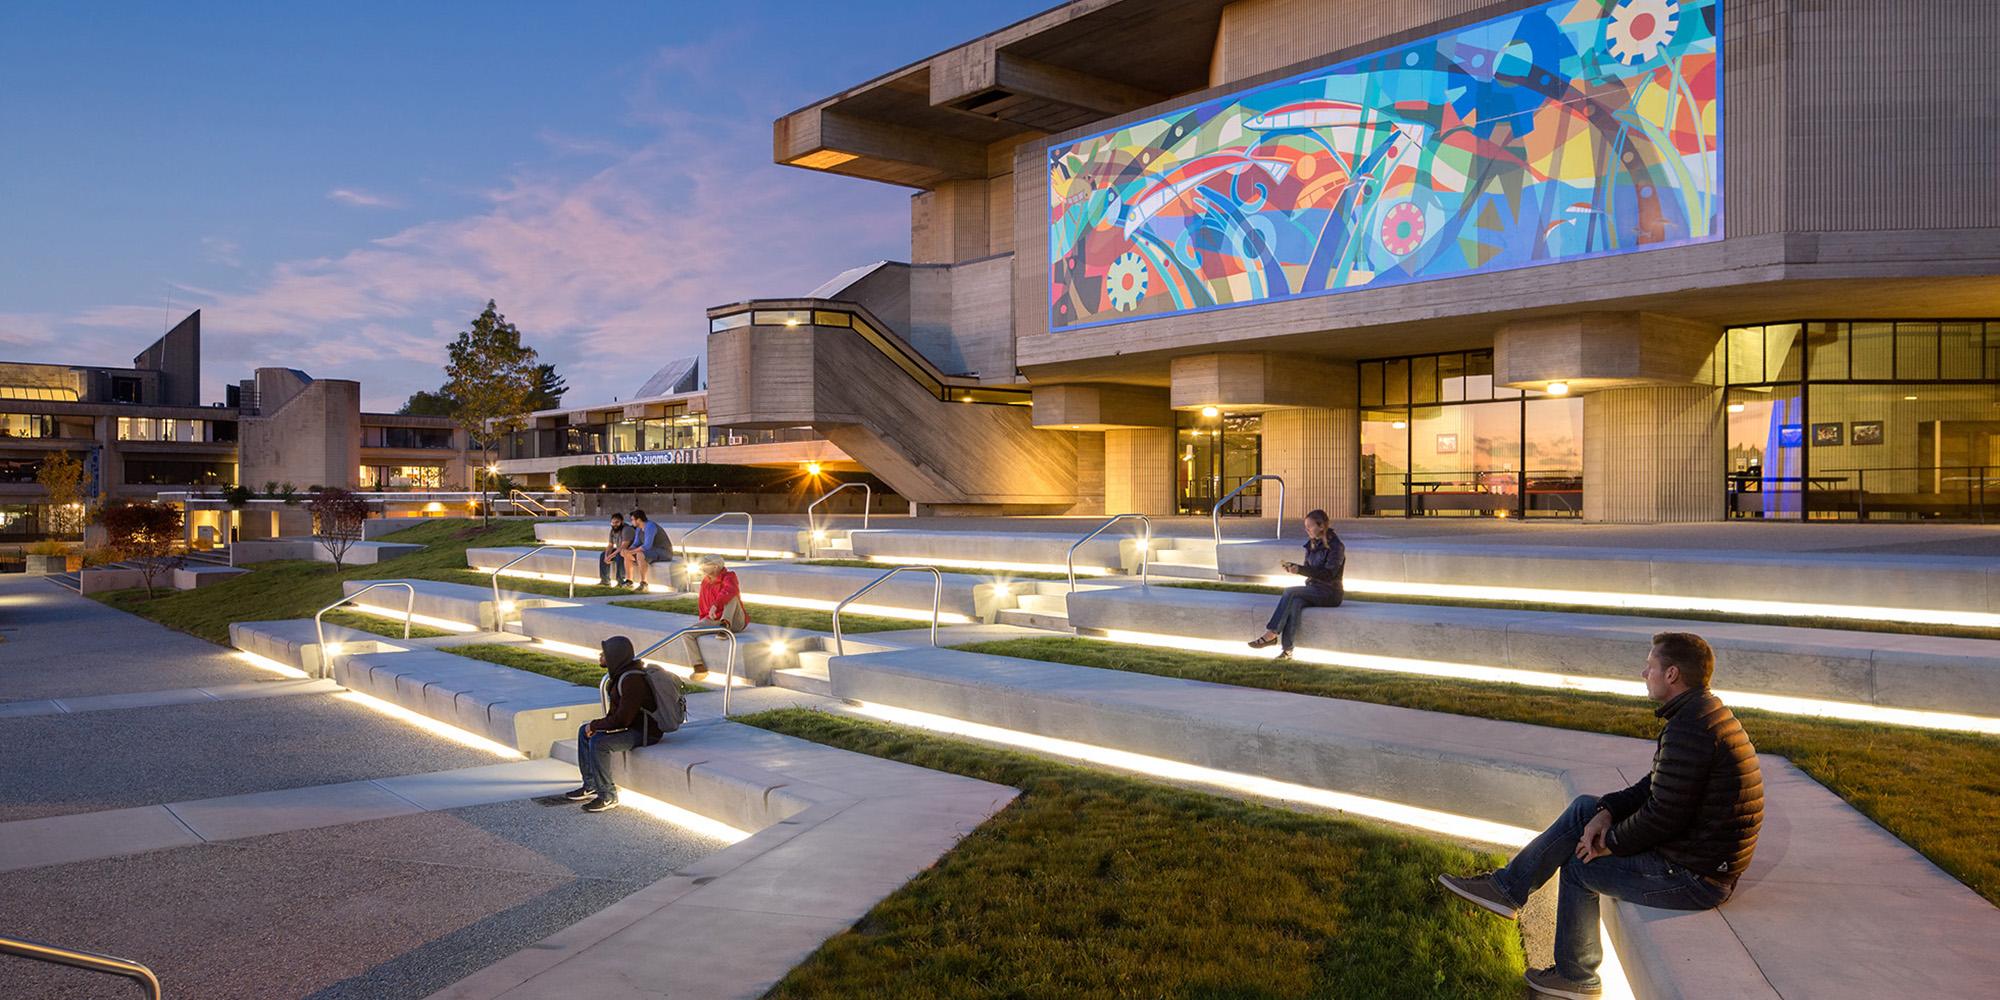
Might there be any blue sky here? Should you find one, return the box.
[0,1,1049,409]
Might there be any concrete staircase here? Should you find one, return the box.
[994,583,1074,630]
[1148,537,1220,580]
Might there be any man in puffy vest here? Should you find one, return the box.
[1439,632,1764,999]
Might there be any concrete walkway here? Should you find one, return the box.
[0,575,253,700]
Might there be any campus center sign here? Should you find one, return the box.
[1047,0,1722,331]
[594,448,703,466]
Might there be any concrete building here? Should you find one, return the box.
[707,0,2000,522]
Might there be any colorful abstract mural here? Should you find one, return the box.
[1048,0,1722,331]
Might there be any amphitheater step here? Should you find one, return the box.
[996,608,1070,630]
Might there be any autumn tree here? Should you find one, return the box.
[307,487,371,569]
[35,450,88,537]
[443,300,539,526]
[99,501,183,597]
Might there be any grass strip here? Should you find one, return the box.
[744,707,1522,1000]
[442,568,634,599]
[444,643,706,692]
[88,519,544,644]
[610,597,915,634]
[954,635,2000,906]
[798,558,1069,581]
[1160,580,2000,641]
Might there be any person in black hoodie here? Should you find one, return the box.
[1439,632,1764,1000]
[1246,509,1343,660]
[564,635,659,813]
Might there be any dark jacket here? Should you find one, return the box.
[1600,689,1763,884]
[1297,535,1345,603]
[592,635,661,744]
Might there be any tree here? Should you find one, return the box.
[34,450,87,538]
[443,300,540,527]
[397,389,458,416]
[98,502,182,597]
[307,488,371,569]
[526,362,568,411]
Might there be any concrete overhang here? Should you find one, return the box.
[774,0,1226,189]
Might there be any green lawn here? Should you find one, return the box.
[444,643,706,692]
[746,708,1521,1000]
[1160,580,2000,642]
[610,597,916,634]
[956,636,2000,906]
[87,519,543,644]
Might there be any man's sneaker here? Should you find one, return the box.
[561,787,597,802]
[1438,873,1519,920]
[1524,967,1602,999]
[582,797,620,813]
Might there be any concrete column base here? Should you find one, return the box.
[1583,386,1724,523]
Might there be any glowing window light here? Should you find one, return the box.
[347,602,478,633]
[617,789,753,842]
[1089,628,2000,736]
[842,701,1636,1000]
[335,690,524,759]
[869,554,1114,576]
[236,649,310,679]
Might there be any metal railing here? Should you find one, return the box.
[604,626,743,717]
[1069,514,1151,593]
[1208,474,1288,580]
[806,483,872,559]
[489,543,585,616]
[314,581,415,677]
[0,934,161,1000]
[679,511,755,559]
[835,566,942,656]
[504,489,570,517]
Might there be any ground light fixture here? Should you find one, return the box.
[844,700,1637,999]
[767,639,789,655]
[235,650,310,679]
[806,462,822,476]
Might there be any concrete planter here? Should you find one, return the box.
[24,553,66,575]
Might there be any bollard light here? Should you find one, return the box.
[497,600,516,615]
[323,642,344,657]
[768,640,789,655]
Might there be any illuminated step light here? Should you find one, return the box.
[236,650,310,679]
[1091,626,2000,736]
[870,554,1114,577]
[617,789,753,842]
[335,690,524,759]
[528,639,754,687]
[767,639,790,655]
[741,590,975,625]
[348,602,479,633]
[843,701,1635,996]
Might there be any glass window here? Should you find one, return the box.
[0,413,59,438]
[1438,353,1466,402]
[1406,401,1522,516]
[1803,383,2000,521]
[1383,359,1409,406]
[1358,362,1385,407]
[1726,326,1764,383]
[1764,324,1804,383]
[1849,322,1893,380]
[1360,408,1410,516]
[1895,322,1940,381]
[1725,385,1805,519]
[123,459,233,485]
[1940,322,1983,380]
[1523,398,1584,516]
[1411,355,1438,404]
[0,386,80,401]
[1465,350,1497,399]
[708,312,751,333]
[1806,322,1847,381]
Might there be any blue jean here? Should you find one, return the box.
[1491,795,1731,985]
[1264,587,1339,651]
[576,723,645,801]
[597,550,627,586]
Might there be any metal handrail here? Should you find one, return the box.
[1069,514,1151,593]
[617,626,742,717]
[1211,475,1285,579]
[505,489,570,516]
[679,511,755,559]
[489,544,586,628]
[0,934,161,1000]
[806,483,872,558]
[835,566,942,656]
[314,581,415,677]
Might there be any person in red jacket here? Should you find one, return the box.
[684,553,749,678]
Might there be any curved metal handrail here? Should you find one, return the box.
[505,489,570,516]
[314,581,415,677]
[1069,514,1151,594]
[490,544,584,629]
[835,566,942,656]
[1212,474,1286,579]
[0,935,161,1000]
[805,482,872,559]
[679,511,755,560]
[622,626,742,717]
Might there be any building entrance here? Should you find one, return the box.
[1175,410,1262,515]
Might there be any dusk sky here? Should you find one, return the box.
[0,1,1049,410]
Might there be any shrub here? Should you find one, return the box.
[25,540,73,556]
[307,487,371,569]
[97,501,183,596]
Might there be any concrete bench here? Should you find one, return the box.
[534,519,807,559]
[1214,539,2000,618]
[343,578,577,632]
[466,545,676,589]
[334,647,599,757]
[824,646,2000,1000]
[724,561,985,620]
[516,603,798,685]
[1065,585,2000,717]
[845,528,1137,575]
[229,618,402,675]
[173,564,247,590]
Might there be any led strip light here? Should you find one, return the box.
[236,649,311,679]
[847,700,1634,1000]
[868,554,1115,576]
[347,601,479,633]
[1090,628,2000,736]
[531,638,755,688]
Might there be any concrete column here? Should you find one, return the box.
[1583,386,1725,523]
[1070,431,1107,516]
[1103,428,1173,515]
[1261,406,1358,519]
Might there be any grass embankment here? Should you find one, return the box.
[1161,580,2000,641]
[610,597,915,634]
[445,643,705,692]
[745,708,1521,1000]
[957,636,2000,906]
[90,519,543,644]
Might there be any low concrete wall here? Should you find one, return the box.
[363,516,471,540]
[534,519,807,558]
[228,619,401,675]
[845,528,1135,573]
[342,578,523,631]
[1066,586,2000,716]
[336,648,599,757]
[78,567,147,594]
[173,565,247,590]
[228,539,315,564]
[568,490,898,519]
[516,604,796,685]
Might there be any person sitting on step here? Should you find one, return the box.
[619,508,673,592]
[565,635,659,813]
[1438,632,1764,1000]
[683,553,749,679]
[1246,508,1344,661]
[598,512,631,588]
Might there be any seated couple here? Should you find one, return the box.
[566,557,751,812]
[596,509,672,592]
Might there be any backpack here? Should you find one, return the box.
[637,664,688,743]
